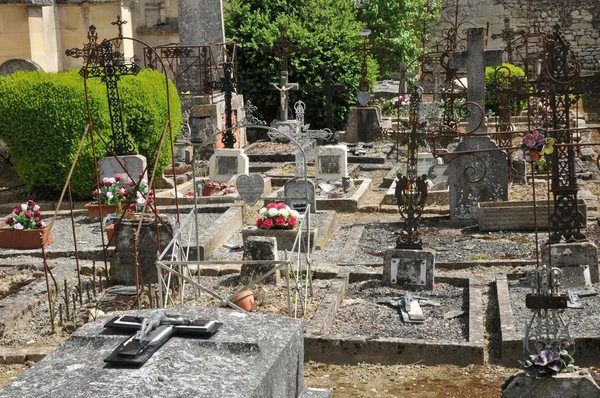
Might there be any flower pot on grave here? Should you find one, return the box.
[202,186,220,196]
[85,203,119,220]
[231,290,255,311]
[105,223,116,247]
[0,226,52,250]
[241,226,318,253]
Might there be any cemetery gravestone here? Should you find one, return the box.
[417,152,442,178]
[209,149,249,182]
[284,178,316,214]
[240,236,280,285]
[383,249,435,290]
[0,307,318,398]
[316,145,348,180]
[447,28,508,220]
[236,174,265,206]
[0,57,43,76]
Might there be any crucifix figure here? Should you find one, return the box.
[103,312,221,366]
[449,27,502,133]
[490,17,526,64]
[66,22,141,156]
[271,71,299,122]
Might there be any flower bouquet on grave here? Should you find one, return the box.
[1,200,52,249]
[124,175,158,217]
[256,203,299,230]
[520,348,574,378]
[86,175,123,219]
[522,129,554,164]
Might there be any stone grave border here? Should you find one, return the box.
[496,273,600,367]
[382,180,449,207]
[265,162,361,187]
[304,270,484,366]
[264,179,372,212]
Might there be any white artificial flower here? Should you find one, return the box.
[268,208,278,217]
[102,177,109,184]
[259,208,267,216]
[108,177,116,184]
[136,197,145,204]
[106,192,113,199]
[21,204,27,211]
[290,210,299,219]
[137,191,143,198]
[278,209,289,218]
[119,188,126,194]
[40,221,46,228]
[14,223,24,230]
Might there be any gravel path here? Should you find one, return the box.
[327,280,468,342]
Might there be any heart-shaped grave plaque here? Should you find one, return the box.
[236,174,264,206]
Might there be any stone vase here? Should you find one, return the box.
[0,226,52,249]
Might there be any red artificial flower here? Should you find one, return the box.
[93,189,98,196]
[5,217,13,225]
[529,151,541,162]
[25,211,32,219]
[129,180,135,186]
[115,176,121,182]
[138,173,143,179]
[27,200,35,207]
[276,202,287,209]
[34,210,41,217]
[262,219,274,229]
[288,217,297,227]
[256,218,263,228]
[13,208,20,215]
[275,216,286,227]
[35,222,43,229]
[130,203,136,209]
[104,180,112,187]
[267,203,277,209]
[35,217,41,222]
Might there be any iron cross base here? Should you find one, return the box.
[103,312,222,366]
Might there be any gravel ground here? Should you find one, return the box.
[509,279,600,337]
[327,280,467,341]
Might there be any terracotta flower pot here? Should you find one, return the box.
[105,223,116,247]
[0,226,52,250]
[202,186,219,197]
[231,290,255,311]
[85,203,119,220]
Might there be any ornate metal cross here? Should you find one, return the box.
[206,61,237,148]
[449,27,502,133]
[293,101,333,177]
[490,17,526,64]
[66,23,141,156]
[263,26,304,71]
[390,62,417,95]
[305,66,349,135]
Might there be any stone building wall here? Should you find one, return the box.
[0,6,30,64]
[430,0,600,72]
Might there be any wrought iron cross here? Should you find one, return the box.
[262,26,305,72]
[206,61,237,148]
[490,17,526,64]
[390,62,417,95]
[66,23,141,156]
[449,28,502,133]
[305,66,348,134]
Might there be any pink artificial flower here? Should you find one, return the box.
[267,203,277,209]
[21,204,27,211]
[275,216,286,227]
[262,219,274,229]
[35,217,41,222]
[524,130,545,150]
[138,173,143,179]
[93,189,98,196]
[129,180,135,186]
[256,218,263,228]
[33,205,40,211]
[288,217,297,227]
[13,223,24,230]
[276,203,287,209]
[36,221,43,229]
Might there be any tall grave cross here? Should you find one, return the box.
[305,65,348,135]
[390,62,417,96]
[449,27,502,133]
[263,26,304,122]
[490,17,526,64]
[206,61,237,148]
[66,22,141,156]
[293,101,334,177]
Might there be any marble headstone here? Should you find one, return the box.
[383,249,435,290]
[209,148,249,182]
[417,152,442,178]
[236,174,265,206]
[0,57,43,76]
[316,145,348,180]
[0,307,307,398]
[284,178,316,214]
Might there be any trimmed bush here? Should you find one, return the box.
[0,69,181,199]
[485,63,527,116]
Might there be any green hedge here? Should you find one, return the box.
[0,69,181,199]
[485,63,527,116]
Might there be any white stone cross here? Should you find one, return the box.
[449,28,502,133]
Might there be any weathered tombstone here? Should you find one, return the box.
[0,307,330,398]
[316,145,347,180]
[345,106,382,143]
[383,249,435,290]
[0,57,43,76]
[240,236,280,285]
[284,178,316,214]
[98,155,147,182]
[541,241,599,285]
[208,149,249,182]
[236,174,265,206]
[417,152,442,178]
[447,28,508,220]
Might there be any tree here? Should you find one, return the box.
[226,0,377,132]
[356,0,442,78]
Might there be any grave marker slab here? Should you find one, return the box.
[383,249,435,290]
[0,57,43,76]
[417,152,441,177]
[236,174,265,206]
[284,178,316,214]
[0,307,306,398]
[209,148,249,182]
[316,145,348,180]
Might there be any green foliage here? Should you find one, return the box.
[226,0,371,131]
[0,69,181,199]
[356,0,442,78]
[485,63,527,116]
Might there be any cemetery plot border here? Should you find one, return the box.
[265,162,361,186]
[305,275,484,366]
[496,274,600,367]
[382,180,449,207]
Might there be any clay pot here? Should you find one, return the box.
[202,186,219,196]
[0,226,52,249]
[85,203,119,220]
[104,223,116,247]
[231,290,256,311]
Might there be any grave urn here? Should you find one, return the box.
[0,226,52,249]
[110,215,174,285]
[85,203,119,220]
